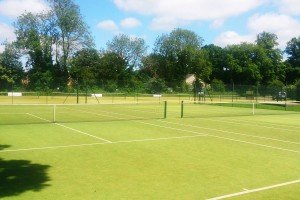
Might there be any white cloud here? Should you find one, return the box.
[210,19,225,29]
[120,17,141,28]
[150,17,189,31]
[0,22,16,42]
[277,0,300,15]
[0,22,16,53]
[215,13,300,49]
[114,0,264,30]
[0,45,4,53]
[214,31,255,47]
[248,13,300,48]
[97,20,119,32]
[0,0,49,18]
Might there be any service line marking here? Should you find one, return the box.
[207,179,300,200]
[25,109,300,155]
[0,135,206,153]
[208,134,300,154]
[205,118,300,133]
[62,106,208,136]
[159,120,300,145]
[61,107,300,154]
[26,113,112,143]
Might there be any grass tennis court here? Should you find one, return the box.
[1,102,300,199]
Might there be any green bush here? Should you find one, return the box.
[211,79,225,93]
[267,80,284,97]
[145,78,167,94]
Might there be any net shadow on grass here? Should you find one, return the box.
[0,145,51,198]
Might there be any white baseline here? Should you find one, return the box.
[207,179,300,200]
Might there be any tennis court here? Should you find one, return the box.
[1,102,300,199]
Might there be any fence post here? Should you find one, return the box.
[181,101,184,118]
[53,104,56,123]
[164,101,167,119]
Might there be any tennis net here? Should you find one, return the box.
[180,101,300,118]
[0,103,166,125]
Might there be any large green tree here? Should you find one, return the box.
[152,28,210,90]
[0,43,23,90]
[14,12,54,90]
[285,37,300,84]
[106,34,147,70]
[48,0,94,69]
[98,52,129,91]
[203,44,227,82]
[225,43,262,85]
[70,48,101,88]
[255,32,285,84]
[14,0,93,90]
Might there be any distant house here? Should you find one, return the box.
[185,74,196,85]
[185,74,205,85]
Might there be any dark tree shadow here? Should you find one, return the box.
[0,145,11,150]
[0,145,51,198]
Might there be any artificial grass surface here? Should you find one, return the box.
[0,103,300,199]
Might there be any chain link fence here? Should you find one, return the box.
[0,83,299,105]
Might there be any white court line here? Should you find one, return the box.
[226,118,300,129]
[209,134,300,154]
[205,118,300,133]
[61,107,300,154]
[55,123,112,143]
[0,135,206,153]
[63,106,208,136]
[207,179,300,200]
[26,113,112,143]
[137,121,208,136]
[159,120,300,145]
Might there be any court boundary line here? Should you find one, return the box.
[62,106,209,136]
[208,134,300,154]
[3,116,300,155]
[205,118,300,133]
[224,117,300,129]
[26,113,112,143]
[207,179,300,200]
[159,120,300,145]
[59,107,300,154]
[0,135,207,153]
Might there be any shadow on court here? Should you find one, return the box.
[0,145,51,198]
[0,145,11,150]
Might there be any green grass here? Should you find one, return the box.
[0,101,300,199]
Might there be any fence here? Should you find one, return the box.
[0,84,299,105]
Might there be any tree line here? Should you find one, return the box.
[0,0,300,94]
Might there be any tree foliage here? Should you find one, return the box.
[106,34,147,70]
[3,1,300,94]
[285,37,300,84]
[13,0,93,90]
[0,43,23,90]
[256,32,285,84]
[151,28,211,90]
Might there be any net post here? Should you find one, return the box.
[285,90,287,111]
[181,101,184,118]
[11,82,14,104]
[76,79,79,104]
[53,104,56,123]
[85,87,87,104]
[252,102,255,115]
[164,101,167,119]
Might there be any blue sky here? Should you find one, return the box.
[1,0,300,52]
